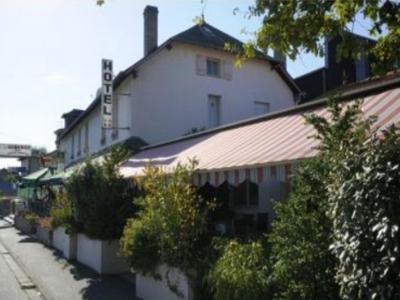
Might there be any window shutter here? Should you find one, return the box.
[196,54,206,76]
[222,60,233,81]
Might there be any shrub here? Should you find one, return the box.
[208,240,270,300]
[120,217,160,274]
[306,98,400,298]
[67,146,135,240]
[38,217,53,230]
[329,126,400,299]
[24,211,39,226]
[50,190,76,233]
[121,162,216,297]
[268,158,339,299]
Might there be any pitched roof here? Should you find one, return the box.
[60,22,299,140]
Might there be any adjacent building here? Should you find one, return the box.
[295,32,376,102]
[56,6,300,167]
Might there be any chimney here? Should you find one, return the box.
[143,5,158,56]
[273,50,287,70]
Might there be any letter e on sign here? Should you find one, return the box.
[101,59,113,129]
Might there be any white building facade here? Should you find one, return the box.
[57,6,300,167]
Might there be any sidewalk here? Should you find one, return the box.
[0,219,136,300]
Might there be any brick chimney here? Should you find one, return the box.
[143,5,158,56]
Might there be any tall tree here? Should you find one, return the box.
[248,0,400,73]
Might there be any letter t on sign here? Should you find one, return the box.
[101,59,113,129]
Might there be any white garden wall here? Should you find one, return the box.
[136,264,193,300]
[53,227,77,260]
[76,234,129,274]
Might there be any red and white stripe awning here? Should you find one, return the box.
[120,87,400,186]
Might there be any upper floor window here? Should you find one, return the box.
[70,134,75,159]
[77,128,82,156]
[84,123,89,154]
[208,95,221,128]
[196,55,232,80]
[206,58,221,77]
[254,101,270,116]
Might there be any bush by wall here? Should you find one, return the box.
[208,240,270,300]
[67,146,136,240]
[121,162,216,298]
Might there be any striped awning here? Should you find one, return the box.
[120,87,400,185]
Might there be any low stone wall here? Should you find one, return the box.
[136,264,194,300]
[53,227,77,260]
[76,234,130,274]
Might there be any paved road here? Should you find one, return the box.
[0,239,31,300]
[0,219,136,300]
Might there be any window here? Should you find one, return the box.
[233,180,259,207]
[77,128,82,156]
[206,58,221,77]
[112,95,119,140]
[101,128,106,145]
[84,123,89,154]
[254,101,270,116]
[208,95,221,128]
[70,134,75,159]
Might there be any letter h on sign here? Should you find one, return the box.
[101,59,113,129]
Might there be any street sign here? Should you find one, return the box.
[0,144,31,158]
[101,59,113,129]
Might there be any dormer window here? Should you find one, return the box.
[206,58,221,77]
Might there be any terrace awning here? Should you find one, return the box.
[21,168,52,185]
[120,87,400,186]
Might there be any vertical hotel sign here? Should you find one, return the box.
[102,59,113,128]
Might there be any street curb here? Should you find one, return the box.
[0,236,45,300]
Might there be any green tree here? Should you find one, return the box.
[67,145,135,240]
[120,161,216,298]
[306,98,400,299]
[268,158,339,300]
[328,126,400,299]
[247,0,399,73]
[208,240,271,300]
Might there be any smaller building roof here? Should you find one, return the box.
[21,168,52,184]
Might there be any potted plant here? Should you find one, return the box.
[15,210,39,235]
[35,217,53,246]
[121,162,215,300]
[50,191,78,260]
[70,146,135,274]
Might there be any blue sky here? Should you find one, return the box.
[0,0,372,168]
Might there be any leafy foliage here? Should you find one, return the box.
[247,0,400,73]
[50,190,76,233]
[121,161,216,297]
[67,146,135,240]
[268,158,339,300]
[329,126,400,299]
[306,97,400,299]
[208,240,270,300]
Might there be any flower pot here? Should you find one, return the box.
[76,233,129,274]
[136,264,194,300]
[53,227,77,260]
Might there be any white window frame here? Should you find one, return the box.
[206,58,221,78]
[208,95,221,128]
[254,101,270,116]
